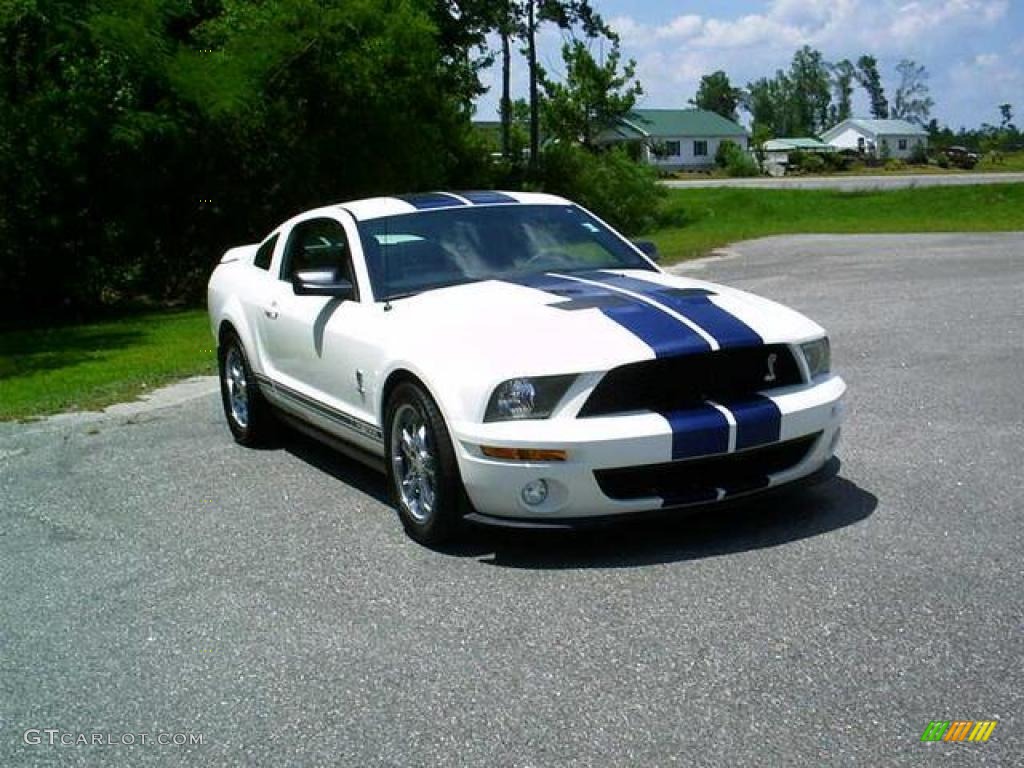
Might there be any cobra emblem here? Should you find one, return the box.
[764,352,778,383]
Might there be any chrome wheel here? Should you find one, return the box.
[390,403,437,523]
[224,345,249,429]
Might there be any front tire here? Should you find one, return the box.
[218,332,274,446]
[385,382,464,545]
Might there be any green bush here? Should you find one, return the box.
[539,144,666,234]
[908,144,929,165]
[715,141,760,177]
[714,140,738,168]
[822,152,849,172]
[800,154,826,173]
[885,158,907,172]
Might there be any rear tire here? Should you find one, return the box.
[218,332,274,446]
[385,381,464,545]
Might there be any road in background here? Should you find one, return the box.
[2,233,1022,766]
[663,171,1024,190]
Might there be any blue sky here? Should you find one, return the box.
[475,0,1024,129]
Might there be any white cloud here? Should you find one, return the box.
[655,15,703,41]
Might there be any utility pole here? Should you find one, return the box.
[527,0,539,172]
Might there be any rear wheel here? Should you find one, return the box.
[218,332,273,445]
[385,382,464,545]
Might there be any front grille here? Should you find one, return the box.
[594,433,820,506]
[579,345,802,417]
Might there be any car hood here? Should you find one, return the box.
[381,269,824,382]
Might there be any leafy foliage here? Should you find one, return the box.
[538,144,664,234]
[855,55,889,120]
[743,46,832,137]
[890,59,934,126]
[539,37,641,148]
[0,0,491,323]
[690,71,741,122]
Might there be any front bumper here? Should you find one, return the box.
[451,374,846,520]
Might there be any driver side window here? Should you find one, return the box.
[281,218,356,292]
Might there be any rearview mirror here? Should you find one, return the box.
[292,268,355,299]
[632,240,660,262]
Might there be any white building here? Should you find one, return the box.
[821,118,928,159]
[597,109,749,171]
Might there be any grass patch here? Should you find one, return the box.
[651,183,1024,263]
[0,309,216,421]
[977,150,1024,172]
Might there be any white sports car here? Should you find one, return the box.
[208,191,845,544]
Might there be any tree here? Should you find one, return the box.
[690,71,741,121]
[525,1,609,168]
[788,46,832,135]
[741,47,831,138]
[890,59,934,125]
[539,38,642,149]
[829,59,856,125]
[744,74,790,138]
[856,55,888,119]
[999,103,1014,129]
[0,0,493,321]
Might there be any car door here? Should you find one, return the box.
[259,215,375,442]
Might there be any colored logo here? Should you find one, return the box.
[920,720,997,742]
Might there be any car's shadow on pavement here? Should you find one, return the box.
[278,427,876,569]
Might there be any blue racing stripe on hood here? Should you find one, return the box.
[507,273,712,358]
[580,271,764,349]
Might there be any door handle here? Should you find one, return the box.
[264,302,279,320]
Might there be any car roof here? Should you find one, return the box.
[338,191,571,222]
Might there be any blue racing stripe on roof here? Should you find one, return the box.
[581,271,764,349]
[507,273,711,358]
[459,190,519,205]
[729,396,782,451]
[395,192,467,210]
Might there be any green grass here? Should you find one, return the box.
[977,150,1024,172]
[651,183,1024,263]
[0,309,216,421]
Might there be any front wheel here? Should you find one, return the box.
[218,332,274,446]
[385,382,464,545]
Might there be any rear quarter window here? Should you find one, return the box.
[253,234,278,270]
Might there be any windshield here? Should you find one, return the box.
[355,204,655,301]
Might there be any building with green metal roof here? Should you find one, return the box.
[596,108,749,171]
[821,118,928,159]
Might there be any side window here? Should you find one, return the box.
[253,234,278,271]
[280,218,356,291]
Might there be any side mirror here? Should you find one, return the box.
[292,268,355,299]
[632,240,660,262]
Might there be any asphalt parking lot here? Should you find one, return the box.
[2,233,1022,767]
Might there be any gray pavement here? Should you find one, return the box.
[663,171,1024,190]
[2,233,1023,766]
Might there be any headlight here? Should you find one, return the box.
[800,337,831,379]
[484,375,576,422]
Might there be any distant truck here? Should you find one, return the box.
[942,146,980,170]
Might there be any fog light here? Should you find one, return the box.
[521,479,549,506]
